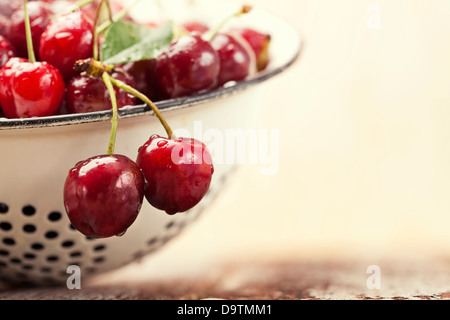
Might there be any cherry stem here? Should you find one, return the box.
[67,0,96,12]
[102,72,119,155]
[22,0,36,63]
[97,0,143,35]
[104,0,113,22]
[92,0,108,61]
[53,0,96,19]
[108,76,175,139]
[205,4,252,42]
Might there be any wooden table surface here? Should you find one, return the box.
[1,254,450,300]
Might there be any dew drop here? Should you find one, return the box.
[157,140,168,148]
[195,179,201,187]
[115,230,127,237]
[69,168,77,177]
[97,163,106,169]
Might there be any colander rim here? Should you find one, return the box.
[0,47,301,131]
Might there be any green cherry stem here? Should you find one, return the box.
[53,0,96,19]
[102,71,119,155]
[97,0,143,35]
[108,76,175,139]
[92,0,108,61]
[23,0,36,63]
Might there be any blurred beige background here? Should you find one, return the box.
[95,0,450,282]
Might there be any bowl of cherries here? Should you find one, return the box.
[0,0,301,285]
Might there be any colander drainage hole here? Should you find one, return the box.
[61,240,75,248]
[0,203,8,214]
[46,255,59,262]
[2,238,15,246]
[0,222,12,231]
[69,251,82,258]
[93,257,105,263]
[93,244,106,251]
[23,253,36,260]
[23,224,36,233]
[22,205,36,216]
[48,211,62,222]
[31,243,44,251]
[44,231,59,239]
[40,267,52,273]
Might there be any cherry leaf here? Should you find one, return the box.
[100,20,174,65]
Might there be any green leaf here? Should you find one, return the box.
[100,20,174,65]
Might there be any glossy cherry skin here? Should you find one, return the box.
[0,35,17,68]
[136,135,214,215]
[63,154,145,238]
[210,32,256,86]
[0,57,65,118]
[120,59,162,102]
[232,28,271,71]
[65,71,136,114]
[155,33,220,99]
[8,1,54,59]
[39,10,94,80]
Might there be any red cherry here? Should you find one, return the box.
[39,10,94,80]
[0,57,65,118]
[63,154,145,238]
[7,1,53,59]
[210,32,256,86]
[232,28,271,71]
[136,135,214,215]
[155,33,220,99]
[0,35,17,68]
[0,14,9,37]
[65,71,136,114]
[120,59,162,102]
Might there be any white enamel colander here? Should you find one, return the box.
[0,0,301,285]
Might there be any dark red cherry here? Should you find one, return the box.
[0,15,9,37]
[155,33,220,99]
[63,154,145,238]
[210,32,256,86]
[0,35,17,68]
[120,59,162,102]
[136,135,214,215]
[8,1,53,59]
[39,10,94,80]
[65,71,136,114]
[0,57,65,118]
[232,28,271,71]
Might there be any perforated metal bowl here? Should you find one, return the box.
[0,1,301,285]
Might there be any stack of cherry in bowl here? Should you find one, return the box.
[0,0,271,119]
